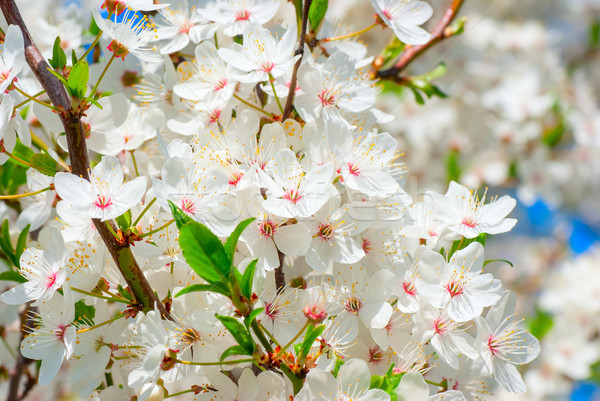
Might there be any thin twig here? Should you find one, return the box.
[282,0,312,120]
[377,0,465,79]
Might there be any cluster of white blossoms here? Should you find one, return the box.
[0,0,541,400]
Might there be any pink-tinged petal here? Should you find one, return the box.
[54,173,96,206]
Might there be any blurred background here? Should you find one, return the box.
[2,0,600,399]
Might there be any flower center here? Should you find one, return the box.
[55,324,68,342]
[434,318,448,335]
[94,195,113,210]
[317,222,335,240]
[347,162,360,176]
[362,237,372,254]
[462,217,477,228]
[180,197,196,215]
[107,39,130,60]
[304,304,327,324]
[488,335,500,356]
[103,0,127,15]
[403,281,417,296]
[260,61,275,74]
[213,78,228,92]
[344,297,363,314]
[283,189,303,204]
[209,109,222,124]
[228,171,244,186]
[234,9,251,21]
[46,272,58,289]
[318,89,336,107]
[179,20,193,34]
[259,221,277,237]
[445,280,464,297]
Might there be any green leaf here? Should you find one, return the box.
[168,200,193,230]
[243,307,264,329]
[175,282,231,298]
[224,218,255,263]
[50,36,67,70]
[332,357,345,378]
[219,345,252,365]
[31,153,62,177]
[216,314,255,354]
[299,324,325,357]
[294,0,303,28]
[380,37,405,70]
[71,50,78,67]
[525,308,553,340]
[410,87,425,105]
[308,0,328,32]
[74,300,96,326]
[15,224,30,265]
[370,375,384,390]
[116,284,133,302]
[240,259,258,300]
[115,210,132,232]
[445,149,461,184]
[9,141,34,168]
[0,160,28,195]
[483,259,514,268]
[0,220,16,266]
[422,63,447,81]
[67,60,89,99]
[0,270,26,283]
[47,67,69,87]
[179,220,231,284]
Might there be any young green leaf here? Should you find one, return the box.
[15,224,30,264]
[240,259,258,300]
[0,220,16,266]
[308,0,328,32]
[115,210,132,232]
[243,307,264,329]
[74,300,96,326]
[216,314,256,354]
[299,324,325,357]
[67,60,89,99]
[224,218,255,263]
[50,36,67,70]
[31,153,63,177]
[0,270,26,283]
[179,220,231,283]
[219,345,252,365]
[175,282,231,298]
[168,200,194,230]
[47,67,69,87]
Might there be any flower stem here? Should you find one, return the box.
[174,358,255,366]
[79,30,103,62]
[14,86,57,111]
[140,219,174,238]
[130,150,140,177]
[322,23,378,43]
[251,320,273,353]
[233,94,274,117]
[259,322,282,349]
[1,336,16,360]
[268,74,284,114]
[13,89,46,111]
[71,287,131,304]
[0,187,50,200]
[166,389,195,398]
[1,149,32,167]
[133,197,156,227]
[91,53,116,95]
[77,313,125,334]
[277,320,308,356]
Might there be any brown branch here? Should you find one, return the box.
[0,0,170,320]
[6,303,35,401]
[282,0,312,120]
[377,0,465,79]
